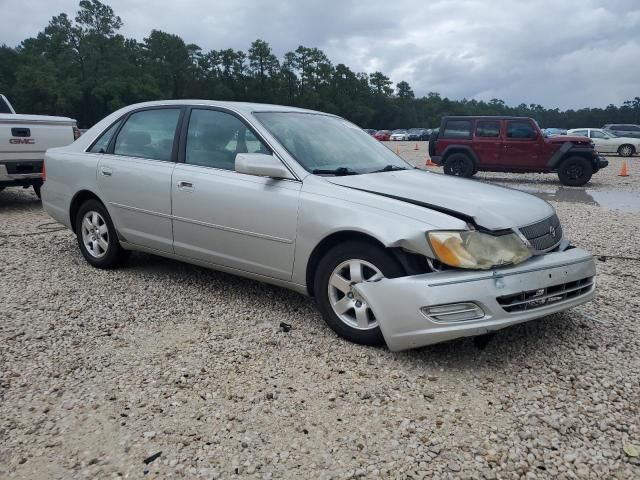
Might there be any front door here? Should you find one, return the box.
[502,120,541,168]
[589,129,616,153]
[171,108,301,281]
[96,107,182,253]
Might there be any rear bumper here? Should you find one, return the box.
[354,248,596,351]
[0,164,42,187]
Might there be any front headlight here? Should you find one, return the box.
[427,231,532,270]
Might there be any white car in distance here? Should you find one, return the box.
[567,128,640,157]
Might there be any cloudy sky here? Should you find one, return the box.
[2,0,639,109]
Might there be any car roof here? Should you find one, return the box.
[114,99,326,116]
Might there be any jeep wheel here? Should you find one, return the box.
[444,153,474,178]
[558,156,593,186]
[618,144,635,157]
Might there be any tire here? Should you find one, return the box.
[443,153,475,177]
[557,156,593,186]
[32,184,41,199]
[75,199,127,268]
[314,241,405,346]
[618,144,635,157]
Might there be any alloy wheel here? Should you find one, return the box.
[327,259,384,330]
[81,211,109,258]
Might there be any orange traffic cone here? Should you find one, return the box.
[414,143,419,151]
[426,156,436,167]
[619,161,629,177]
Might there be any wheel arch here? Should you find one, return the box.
[442,145,479,167]
[69,190,107,233]
[305,230,388,297]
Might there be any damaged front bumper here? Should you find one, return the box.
[354,247,596,351]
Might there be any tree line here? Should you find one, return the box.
[1,0,639,129]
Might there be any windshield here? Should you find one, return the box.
[392,129,407,134]
[254,112,411,174]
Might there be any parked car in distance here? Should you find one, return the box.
[0,95,80,198]
[567,128,640,157]
[429,116,608,186]
[390,129,409,141]
[42,100,597,351]
[542,128,567,137]
[603,124,640,139]
[373,130,391,141]
[408,128,431,141]
[363,128,377,136]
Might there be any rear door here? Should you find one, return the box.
[96,107,183,253]
[171,107,301,280]
[473,120,501,166]
[502,120,541,168]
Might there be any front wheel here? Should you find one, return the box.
[558,156,593,186]
[443,153,475,177]
[618,144,635,157]
[314,241,405,346]
[75,199,127,268]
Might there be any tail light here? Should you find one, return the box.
[73,126,81,140]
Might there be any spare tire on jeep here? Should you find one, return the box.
[557,156,593,186]
[443,153,475,178]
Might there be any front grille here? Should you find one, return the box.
[518,214,563,251]
[497,276,594,313]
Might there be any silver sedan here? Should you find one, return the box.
[567,128,640,157]
[42,101,596,351]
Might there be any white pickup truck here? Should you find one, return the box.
[0,94,80,198]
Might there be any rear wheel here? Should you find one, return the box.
[443,153,475,178]
[314,241,405,346]
[75,199,127,268]
[558,156,593,186]
[618,144,635,157]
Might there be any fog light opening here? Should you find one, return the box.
[421,303,485,323]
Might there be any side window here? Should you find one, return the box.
[185,109,270,170]
[114,109,181,161]
[441,120,472,139]
[507,121,536,139]
[572,130,588,137]
[88,120,123,153]
[627,125,640,132]
[590,130,606,139]
[476,121,500,137]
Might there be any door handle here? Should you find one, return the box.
[177,180,194,191]
[100,166,112,176]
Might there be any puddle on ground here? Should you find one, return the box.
[509,185,640,214]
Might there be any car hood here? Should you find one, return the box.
[546,135,591,145]
[324,169,555,231]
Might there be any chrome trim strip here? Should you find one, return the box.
[427,256,593,287]
[110,202,294,244]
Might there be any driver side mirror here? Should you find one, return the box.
[235,153,295,180]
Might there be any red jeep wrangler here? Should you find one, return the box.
[429,116,609,186]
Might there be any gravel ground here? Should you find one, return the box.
[1,146,639,479]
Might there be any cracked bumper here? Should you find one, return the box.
[354,248,596,351]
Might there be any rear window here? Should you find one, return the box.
[441,120,472,139]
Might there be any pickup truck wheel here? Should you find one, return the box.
[314,241,405,346]
[443,153,474,178]
[618,144,635,157]
[558,156,593,186]
[75,199,127,268]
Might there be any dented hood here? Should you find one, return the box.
[324,169,555,231]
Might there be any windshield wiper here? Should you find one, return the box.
[368,165,409,173]
[312,167,359,176]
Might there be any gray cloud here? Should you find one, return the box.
[1,0,639,109]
